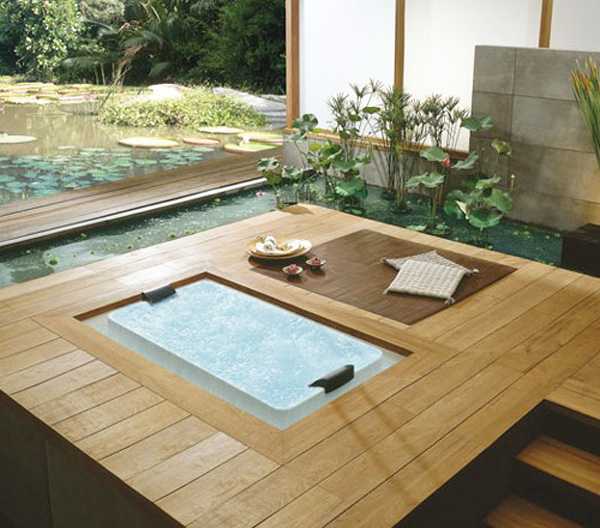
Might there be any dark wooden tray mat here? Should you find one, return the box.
[250,229,516,325]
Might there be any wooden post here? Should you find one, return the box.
[286,0,300,128]
[539,0,554,48]
[394,0,406,90]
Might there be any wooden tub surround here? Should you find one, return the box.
[1,204,599,528]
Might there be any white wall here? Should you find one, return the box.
[404,0,541,149]
[551,0,600,52]
[299,0,396,129]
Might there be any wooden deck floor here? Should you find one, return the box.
[0,150,271,249]
[1,204,599,527]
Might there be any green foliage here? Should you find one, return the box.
[79,0,124,25]
[406,171,445,190]
[0,0,83,79]
[207,0,285,93]
[99,87,266,128]
[420,146,449,163]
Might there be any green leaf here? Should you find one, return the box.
[257,157,280,173]
[491,139,512,156]
[420,146,449,163]
[462,115,494,132]
[486,188,513,213]
[444,190,469,218]
[452,151,479,171]
[407,224,428,232]
[475,176,501,190]
[467,208,503,231]
[282,166,304,182]
[406,171,445,189]
[335,177,367,199]
[362,106,381,115]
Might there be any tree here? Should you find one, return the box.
[0,0,83,80]
[208,0,286,93]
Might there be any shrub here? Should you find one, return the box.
[207,0,286,93]
[0,0,83,80]
[99,88,266,129]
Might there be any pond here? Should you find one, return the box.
[0,103,230,205]
[0,183,563,289]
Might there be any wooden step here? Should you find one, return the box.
[517,436,600,495]
[485,495,581,527]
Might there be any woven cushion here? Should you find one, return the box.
[384,260,468,303]
[383,251,476,275]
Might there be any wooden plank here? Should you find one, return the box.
[286,0,300,128]
[0,327,57,358]
[0,349,94,394]
[165,450,279,527]
[29,373,139,425]
[54,387,164,442]
[128,432,247,502]
[13,360,117,409]
[101,416,216,481]
[0,338,77,378]
[326,320,600,527]
[75,400,189,460]
[547,387,600,422]
[518,436,600,495]
[486,495,580,528]
[0,318,40,341]
[192,466,315,528]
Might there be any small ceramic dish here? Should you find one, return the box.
[282,264,304,278]
[306,256,326,271]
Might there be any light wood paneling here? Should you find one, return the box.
[1,205,599,528]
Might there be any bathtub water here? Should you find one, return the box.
[87,278,401,429]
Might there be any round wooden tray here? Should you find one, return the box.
[248,241,312,261]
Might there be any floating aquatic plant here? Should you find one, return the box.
[572,58,600,167]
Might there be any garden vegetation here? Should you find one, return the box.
[0,0,285,94]
[100,87,266,128]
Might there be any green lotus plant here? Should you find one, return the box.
[406,146,450,230]
[444,119,515,242]
[572,58,600,167]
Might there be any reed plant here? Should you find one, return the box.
[572,58,600,166]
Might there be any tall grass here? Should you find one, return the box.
[572,58,600,167]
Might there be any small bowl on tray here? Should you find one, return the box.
[282,264,304,279]
[306,256,326,272]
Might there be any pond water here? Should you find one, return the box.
[0,183,563,289]
[0,104,228,205]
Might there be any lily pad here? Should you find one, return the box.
[238,131,284,145]
[0,134,37,145]
[119,137,179,149]
[182,137,221,147]
[224,142,278,154]
[197,126,244,135]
